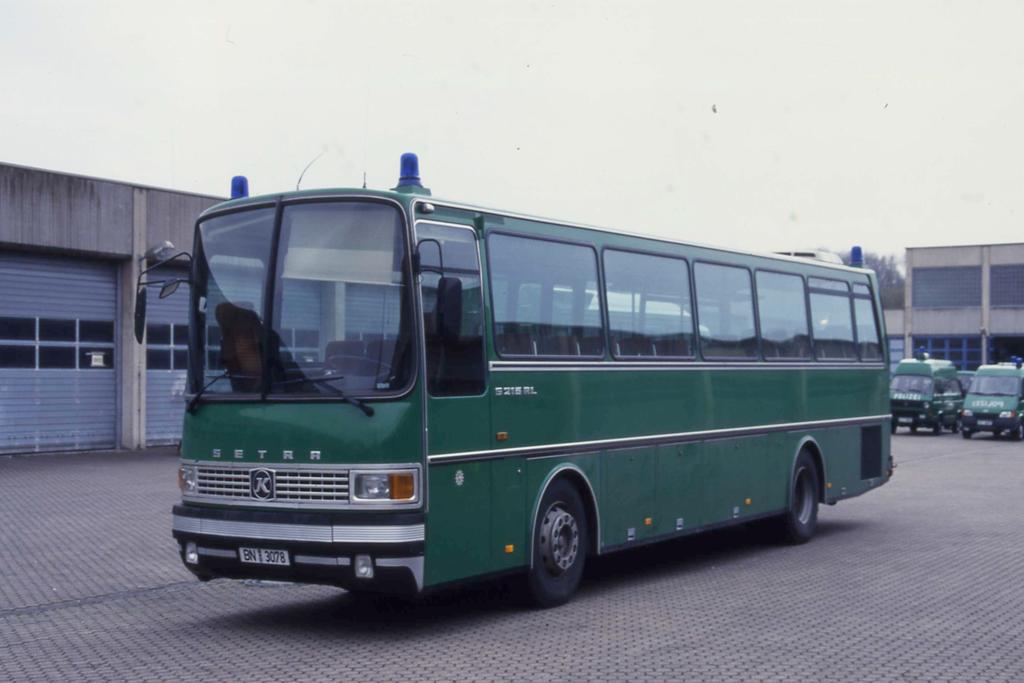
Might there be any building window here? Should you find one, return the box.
[0,317,114,370]
[990,264,1024,307]
[912,267,981,308]
[146,323,189,371]
[912,336,982,371]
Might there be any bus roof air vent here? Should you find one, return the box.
[774,249,844,265]
[393,153,431,196]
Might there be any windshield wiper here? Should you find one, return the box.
[269,374,375,417]
[186,371,245,414]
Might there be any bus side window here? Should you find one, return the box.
[418,224,486,396]
[852,293,882,361]
[604,250,694,359]
[755,271,811,360]
[488,233,605,358]
[694,262,758,359]
[808,278,857,361]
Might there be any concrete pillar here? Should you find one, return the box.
[903,248,913,357]
[118,188,147,449]
[981,245,991,365]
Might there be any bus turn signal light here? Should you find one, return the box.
[389,473,415,500]
[504,544,515,554]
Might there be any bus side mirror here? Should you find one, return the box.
[436,276,463,342]
[134,286,147,344]
[159,279,182,299]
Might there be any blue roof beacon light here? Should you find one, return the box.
[231,175,249,199]
[850,245,864,268]
[393,153,431,196]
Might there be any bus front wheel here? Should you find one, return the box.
[526,478,589,608]
[774,450,820,545]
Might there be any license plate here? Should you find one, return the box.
[898,417,913,424]
[978,420,993,427]
[238,547,290,566]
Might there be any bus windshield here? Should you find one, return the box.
[969,375,1020,396]
[890,375,933,394]
[193,201,414,398]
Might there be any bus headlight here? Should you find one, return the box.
[178,465,198,494]
[999,410,1017,418]
[351,469,418,503]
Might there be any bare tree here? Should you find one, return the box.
[839,249,905,309]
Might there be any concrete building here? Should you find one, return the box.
[0,162,221,454]
[884,243,1024,372]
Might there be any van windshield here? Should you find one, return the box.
[970,375,1019,397]
[890,375,933,394]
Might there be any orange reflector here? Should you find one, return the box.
[826,482,833,489]
[504,544,515,554]
[644,517,653,526]
[496,431,509,441]
[744,498,752,506]
[389,473,415,500]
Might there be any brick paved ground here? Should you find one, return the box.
[1,435,1022,681]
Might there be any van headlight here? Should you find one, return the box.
[351,469,418,503]
[177,465,198,494]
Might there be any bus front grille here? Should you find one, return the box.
[194,466,350,504]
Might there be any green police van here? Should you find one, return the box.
[890,357,964,435]
[960,361,1024,440]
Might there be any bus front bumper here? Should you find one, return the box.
[892,410,940,429]
[171,504,425,594]
[961,414,1020,434]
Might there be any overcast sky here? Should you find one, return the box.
[2,1,1022,256]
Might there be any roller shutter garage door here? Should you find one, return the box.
[146,269,189,445]
[0,254,117,454]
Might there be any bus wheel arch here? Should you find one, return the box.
[793,436,826,503]
[529,464,600,566]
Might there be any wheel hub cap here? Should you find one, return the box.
[539,504,579,575]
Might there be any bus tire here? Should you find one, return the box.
[1013,424,1023,441]
[775,450,819,545]
[526,478,588,608]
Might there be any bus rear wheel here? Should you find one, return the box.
[773,450,820,545]
[526,478,589,608]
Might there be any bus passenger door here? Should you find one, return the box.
[417,220,497,585]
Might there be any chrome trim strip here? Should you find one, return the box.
[172,516,425,544]
[489,361,886,372]
[294,554,352,567]
[414,198,869,275]
[428,414,892,463]
[374,556,425,591]
[333,525,425,543]
[196,546,237,559]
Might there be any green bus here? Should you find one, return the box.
[961,361,1024,440]
[138,154,892,607]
